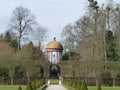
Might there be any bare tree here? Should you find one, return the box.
[9,6,36,50]
[110,4,120,61]
[61,15,93,55]
[32,26,47,49]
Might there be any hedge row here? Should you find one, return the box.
[19,79,46,90]
[64,79,88,90]
[64,79,102,90]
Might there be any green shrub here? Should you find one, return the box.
[67,80,70,86]
[32,82,36,90]
[72,80,76,88]
[66,80,69,85]
[76,80,82,90]
[35,80,41,88]
[97,85,102,90]
[18,86,22,90]
[80,80,88,90]
[65,80,69,85]
[40,79,45,86]
[26,82,33,90]
[69,80,73,86]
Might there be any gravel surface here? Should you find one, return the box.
[45,85,68,90]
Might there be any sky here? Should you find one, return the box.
[0,0,120,45]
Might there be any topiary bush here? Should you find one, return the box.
[80,80,88,90]
[40,79,45,86]
[32,82,36,90]
[97,85,102,90]
[35,80,41,88]
[69,80,73,86]
[18,86,22,90]
[76,80,82,90]
[26,82,33,90]
[72,80,76,88]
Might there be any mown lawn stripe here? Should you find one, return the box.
[0,85,26,90]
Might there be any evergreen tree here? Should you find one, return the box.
[72,80,76,89]
[10,39,18,50]
[76,80,82,90]
[62,52,69,60]
[4,31,11,43]
[35,80,41,88]
[26,82,33,90]
[32,82,36,90]
[97,85,102,90]
[0,34,4,42]
[18,86,22,90]
[106,30,118,61]
[33,46,44,60]
[19,41,34,60]
[15,65,25,78]
[4,31,18,51]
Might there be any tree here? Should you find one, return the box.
[0,67,9,82]
[0,34,4,43]
[4,31,11,43]
[61,24,75,54]
[88,0,99,61]
[9,6,36,50]
[4,31,18,51]
[106,30,117,61]
[16,42,35,81]
[62,52,69,60]
[61,16,92,47]
[61,16,93,61]
[17,41,45,81]
[15,64,25,78]
[10,39,18,51]
[32,26,47,49]
[33,46,45,60]
[112,5,120,60]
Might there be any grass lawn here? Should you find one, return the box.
[0,85,26,90]
[50,79,59,84]
[65,85,120,90]
[88,86,120,90]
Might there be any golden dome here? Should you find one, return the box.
[46,38,63,50]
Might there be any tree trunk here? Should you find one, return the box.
[113,78,116,86]
[96,78,98,86]
[11,77,13,85]
[27,77,30,82]
[18,33,21,51]
[39,41,41,50]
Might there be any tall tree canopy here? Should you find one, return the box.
[62,0,120,61]
[9,6,36,50]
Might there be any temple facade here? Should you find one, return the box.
[45,38,63,78]
[45,38,63,64]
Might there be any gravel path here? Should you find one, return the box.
[45,85,68,90]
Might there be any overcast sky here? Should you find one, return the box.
[0,0,120,44]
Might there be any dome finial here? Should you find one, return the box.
[54,37,56,41]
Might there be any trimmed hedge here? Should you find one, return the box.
[18,86,22,90]
[64,79,88,90]
[25,79,46,90]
